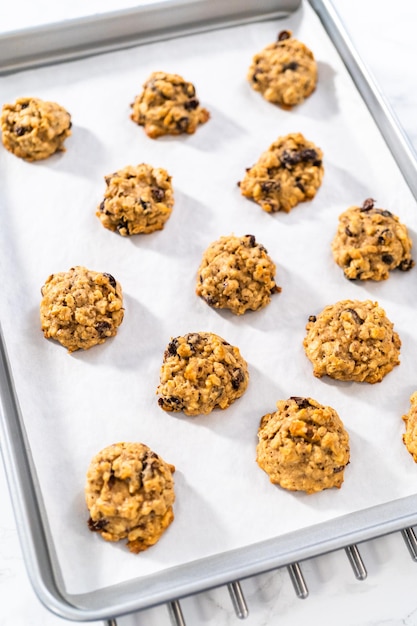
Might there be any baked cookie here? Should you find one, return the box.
[130,71,210,139]
[257,397,350,493]
[303,299,400,383]
[402,392,417,462]
[248,30,317,108]
[85,442,175,553]
[238,132,324,213]
[196,234,281,315]
[157,332,249,416]
[332,198,414,280]
[1,96,71,161]
[96,163,174,236]
[40,266,124,352]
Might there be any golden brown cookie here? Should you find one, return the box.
[130,71,210,139]
[332,198,414,280]
[196,234,281,315]
[248,30,317,108]
[238,132,324,213]
[1,96,71,161]
[40,266,124,352]
[96,163,174,236]
[157,332,249,416]
[303,299,401,383]
[256,396,350,493]
[85,442,175,553]
[402,392,417,462]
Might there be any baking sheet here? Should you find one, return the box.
[1,0,417,610]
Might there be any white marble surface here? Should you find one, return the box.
[1,1,417,625]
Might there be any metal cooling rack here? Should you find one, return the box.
[102,526,417,625]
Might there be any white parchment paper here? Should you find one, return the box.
[1,1,417,596]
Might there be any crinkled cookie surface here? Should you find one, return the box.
[332,198,414,281]
[248,30,317,108]
[131,71,209,138]
[303,299,401,383]
[239,132,324,213]
[257,397,350,494]
[85,442,175,553]
[157,332,249,416]
[1,96,71,161]
[96,163,174,236]
[40,266,124,352]
[196,234,280,315]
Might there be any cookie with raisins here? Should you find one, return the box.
[85,442,175,553]
[238,132,323,213]
[131,71,209,138]
[1,96,71,161]
[332,198,414,280]
[257,397,350,494]
[248,30,317,108]
[40,266,124,352]
[97,163,174,236]
[157,332,249,416]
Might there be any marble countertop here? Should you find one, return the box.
[1,1,417,625]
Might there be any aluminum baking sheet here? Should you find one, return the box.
[1,0,417,620]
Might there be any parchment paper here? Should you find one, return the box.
[1,1,417,596]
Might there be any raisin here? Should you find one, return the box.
[280,150,301,167]
[290,396,312,409]
[245,234,256,247]
[300,148,318,162]
[295,180,305,193]
[99,200,106,213]
[88,517,108,532]
[116,218,128,234]
[381,210,392,217]
[20,102,29,109]
[231,368,245,390]
[381,254,394,265]
[165,338,179,357]
[204,295,218,307]
[176,117,189,131]
[278,30,291,41]
[15,126,29,136]
[282,61,298,71]
[345,308,364,324]
[151,187,165,202]
[361,198,375,212]
[139,199,151,213]
[186,333,200,348]
[184,98,199,111]
[333,466,345,474]
[95,321,111,337]
[103,273,116,288]
[345,225,354,237]
[261,180,280,193]
[308,315,317,323]
[158,396,184,410]
[398,258,414,271]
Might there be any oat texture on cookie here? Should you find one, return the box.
[303,299,401,383]
[238,132,323,213]
[157,332,249,416]
[1,96,71,161]
[196,234,281,315]
[256,397,350,493]
[332,198,414,280]
[248,30,317,108]
[40,266,124,352]
[96,163,174,236]
[85,442,175,554]
[130,71,210,138]
[402,392,417,463]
